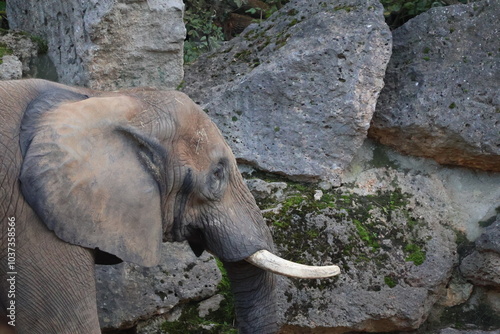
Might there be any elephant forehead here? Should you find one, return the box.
[177,120,230,170]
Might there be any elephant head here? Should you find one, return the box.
[17,80,339,333]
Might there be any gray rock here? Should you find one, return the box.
[0,31,38,74]
[197,294,225,317]
[369,0,500,172]
[95,242,221,330]
[0,56,22,80]
[460,217,500,288]
[274,200,457,333]
[344,139,500,241]
[135,317,170,334]
[245,178,287,201]
[460,250,500,288]
[439,329,500,334]
[182,0,392,185]
[7,0,185,89]
[437,274,473,307]
[475,219,500,253]
[261,138,500,333]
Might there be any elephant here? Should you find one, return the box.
[0,79,339,333]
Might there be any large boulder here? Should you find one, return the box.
[461,219,500,288]
[369,0,500,172]
[7,0,185,89]
[182,0,392,185]
[249,139,500,333]
[95,242,221,330]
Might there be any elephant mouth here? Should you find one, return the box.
[245,250,340,279]
[186,228,206,257]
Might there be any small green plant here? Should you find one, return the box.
[405,243,426,265]
[183,6,224,63]
[381,0,469,29]
[384,276,398,288]
[30,35,48,54]
[0,42,12,64]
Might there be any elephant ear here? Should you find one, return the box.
[20,94,165,267]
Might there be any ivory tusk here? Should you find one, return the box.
[245,250,340,279]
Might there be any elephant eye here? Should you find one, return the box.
[213,166,224,180]
[205,159,228,200]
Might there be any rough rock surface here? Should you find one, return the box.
[7,0,185,89]
[461,251,500,287]
[0,31,39,74]
[438,329,500,334]
[0,56,22,80]
[461,219,500,288]
[271,169,456,331]
[475,219,500,253]
[369,0,500,172]
[182,0,392,185]
[95,242,221,330]
[243,139,500,333]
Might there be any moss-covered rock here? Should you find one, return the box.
[243,165,457,333]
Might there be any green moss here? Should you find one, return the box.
[257,172,423,274]
[0,42,13,64]
[404,243,426,265]
[30,35,48,54]
[354,219,380,250]
[176,80,185,90]
[449,102,457,109]
[287,18,299,27]
[334,5,354,12]
[275,33,291,49]
[384,276,397,288]
[234,49,252,62]
[478,214,496,227]
[455,229,474,260]
[256,37,271,52]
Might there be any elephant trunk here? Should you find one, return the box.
[223,260,278,334]
[222,251,339,333]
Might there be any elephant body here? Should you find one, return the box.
[0,79,277,333]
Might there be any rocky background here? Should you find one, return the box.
[3,0,500,333]
[5,0,185,89]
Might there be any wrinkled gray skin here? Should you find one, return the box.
[0,79,277,333]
